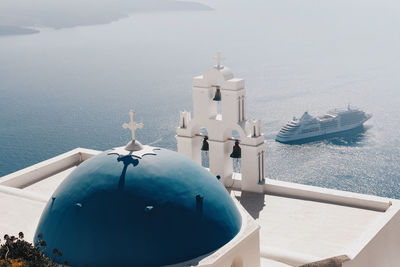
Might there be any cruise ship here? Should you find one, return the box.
[276,106,372,144]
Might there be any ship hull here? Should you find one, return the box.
[276,124,366,144]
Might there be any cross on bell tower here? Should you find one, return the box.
[214,52,225,70]
[123,110,144,151]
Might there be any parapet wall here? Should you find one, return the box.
[0,148,100,188]
[228,174,392,212]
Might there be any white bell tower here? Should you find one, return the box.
[176,53,266,192]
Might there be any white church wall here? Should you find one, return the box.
[208,229,260,267]
[220,86,245,125]
[343,203,400,267]
[241,144,266,192]
[176,58,268,191]
[208,139,233,184]
[176,135,202,164]
[193,86,218,121]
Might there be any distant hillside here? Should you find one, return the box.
[0,0,212,35]
[0,25,39,36]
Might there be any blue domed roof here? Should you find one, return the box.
[34,147,241,267]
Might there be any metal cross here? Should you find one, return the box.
[214,52,225,69]
[122,110,143,141]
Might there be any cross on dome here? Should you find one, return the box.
[214,52,225,69]
[122,110,143,141]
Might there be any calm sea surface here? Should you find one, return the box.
[1,0,400,198]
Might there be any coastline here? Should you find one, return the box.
[0,25,40,36]
[0,0,212,36]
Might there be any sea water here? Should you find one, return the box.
[1,0,400,198]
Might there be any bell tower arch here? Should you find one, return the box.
[176,54,266,191]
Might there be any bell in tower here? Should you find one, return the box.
[230,140,241,173]
[201,136,210,167]
[212,86,222,101]
[230,140,241,159]
[201,136,209,152]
